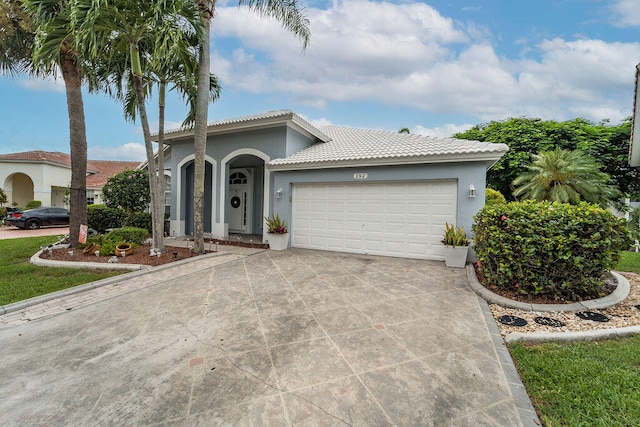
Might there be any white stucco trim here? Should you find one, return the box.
[218,148,271,242]
[175,154,217,237]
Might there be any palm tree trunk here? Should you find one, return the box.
[193,1,214,254]
[155,81,167,251]
[59,50,87,248]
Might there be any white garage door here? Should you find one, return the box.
[291,180,457,260]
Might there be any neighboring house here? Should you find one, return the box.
[0,151,140,208]
[160,110,508,261]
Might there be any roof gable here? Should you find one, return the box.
[158,110,331,143]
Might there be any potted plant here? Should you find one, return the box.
[442,222,470,268]
[265,213,289,250]
[115,242,134,256]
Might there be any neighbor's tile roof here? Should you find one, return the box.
[0,150,74,167]
[0,151,140,189]
[267,126,509,168]
[85,160,141,188]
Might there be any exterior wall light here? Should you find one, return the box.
[275,188,283,199]
[468,184,476,198]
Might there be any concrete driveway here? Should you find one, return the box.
[0,249,539,426]
[0,225,69,240]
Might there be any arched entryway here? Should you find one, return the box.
[182,161,214,235]
[4,173,34,207]
[219,149,270,238]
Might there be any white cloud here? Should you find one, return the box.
[17,75,65,93]
[210,0,640,124]
[413,123,474,138]
[610,0,640,27]
[88,143,146,162]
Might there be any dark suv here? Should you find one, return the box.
[5,206,69,229]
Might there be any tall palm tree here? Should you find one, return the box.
[513,148,620,206]
[191,0,310,253]
[18,0,90,247]
[91,19,220,252]
[77,0,204,252]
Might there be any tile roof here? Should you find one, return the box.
[267,126,509,169]
[160,109,330,143]
[85,160,141,188]
[0,151,140,189]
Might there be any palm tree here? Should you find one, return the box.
[77,0,205,252]
[18,0,90,247]
[513,148,620,206]
[89,12,220,252]
[399,127,410,134]
[191,0,311,253]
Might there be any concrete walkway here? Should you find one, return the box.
[0,249,539,426]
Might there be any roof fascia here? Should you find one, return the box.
[158,113,329,144]
[266,152,508,171]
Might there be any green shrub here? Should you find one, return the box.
[106,227,148,245]
[0,207,6,220]
[473,200,631,300]
[485,188,506,206]
[87,204,124,232]
[90,227,148,256]
[26,200,42,209]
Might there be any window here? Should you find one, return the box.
[229,171,248,184]
[164,174,171,215]
[86,190,95,205]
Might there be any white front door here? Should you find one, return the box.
[228,169,252,233]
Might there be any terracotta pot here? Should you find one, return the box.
[115,242,134,256]
[82,242,101,255]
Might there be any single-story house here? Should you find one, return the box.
[0,151,140,208]
[160,110,508,261]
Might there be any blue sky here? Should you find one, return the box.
[1,0,639,161]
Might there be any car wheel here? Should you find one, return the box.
[26,220,41,230]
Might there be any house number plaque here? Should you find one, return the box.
[353,173,368,180]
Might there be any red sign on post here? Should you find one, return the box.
[79,224,88,244]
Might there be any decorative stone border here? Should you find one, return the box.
[466,265,630,312]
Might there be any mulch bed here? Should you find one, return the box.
[40,245,212,267]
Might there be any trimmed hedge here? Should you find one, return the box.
[473,200,631,300]
[88,204,168,237]
[485,188,506,206]
[26,200,42,209]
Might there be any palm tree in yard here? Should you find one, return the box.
[191,0,311,253]
[12,0,90,247]
[512,148,620,206]
[88,4,220,252]
[77,0,206,252]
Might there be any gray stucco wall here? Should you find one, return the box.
[269,162,489,239]
[165,125,317,235]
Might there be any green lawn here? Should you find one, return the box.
[0,236,123,306]
[510,337,640,427]
[509,250,640,426]
[616,251,640,274]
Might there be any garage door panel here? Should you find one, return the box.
[292,180,457,260]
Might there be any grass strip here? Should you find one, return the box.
[0,236,122,306]
[616,251,640,275]
[510,337,640,427]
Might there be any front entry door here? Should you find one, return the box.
[228,169,252,233]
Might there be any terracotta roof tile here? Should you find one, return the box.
[0,151,141,189]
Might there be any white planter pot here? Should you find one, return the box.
[268,233,289,250]
[444,245,469,268]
